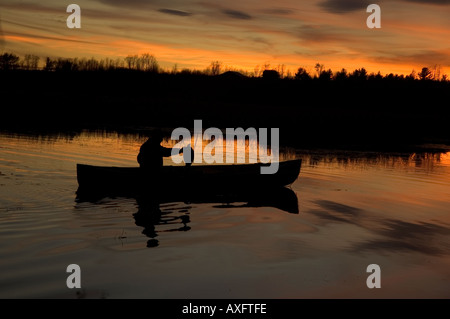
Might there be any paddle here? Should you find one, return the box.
[183,144,195,166]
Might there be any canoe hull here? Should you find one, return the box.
[76,159,301,198]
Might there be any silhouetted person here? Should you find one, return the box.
[137,131,194,168]
[138,132,174,168]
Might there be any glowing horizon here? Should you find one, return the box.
[1,0,449,76]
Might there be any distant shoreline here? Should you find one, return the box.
[1,69,449,153]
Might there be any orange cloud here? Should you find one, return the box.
[4,35,42,45]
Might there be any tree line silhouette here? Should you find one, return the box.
[1,51,449,151]
[0,51,447,82]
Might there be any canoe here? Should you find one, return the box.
[76,159,301,198]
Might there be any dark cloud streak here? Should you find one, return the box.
[222,9,252,20]
[319,0,450,15]
[372,50,450,66]
[297,24,358,44]
[158,9,192,17]
[6,31,99,44]
[3,19,64,35]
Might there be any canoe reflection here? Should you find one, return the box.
[76,187,298,248]
[133,187,299,248]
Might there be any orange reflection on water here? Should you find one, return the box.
[438,152,450,165]
[295,150,450,225]
[1,130,281,169]
[1,132,450,298]
[164,134,279,165]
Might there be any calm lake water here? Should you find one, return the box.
[0,131,449,299]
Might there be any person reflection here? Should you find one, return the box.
[133,197,191,248]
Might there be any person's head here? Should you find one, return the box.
[147,129,163,144]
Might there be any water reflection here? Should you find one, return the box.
[2,130,448,170]
[2,131,450,298]
[310,200,363,224]
[76,187,299,248]
[308,199,450,256]
[133,197,192,248]
[296,150,450,173]
[352,219,450,256]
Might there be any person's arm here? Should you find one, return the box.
[160,146,183,157]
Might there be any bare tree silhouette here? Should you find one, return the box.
[276,64,286,79]
[21,54,40,70]
[314,63,324,78]
[140,53,159,72]
[207,61,222,76]
[431,64,441,81]
[0,50,448,85]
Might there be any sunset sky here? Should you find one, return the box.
[1,0,450,75]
